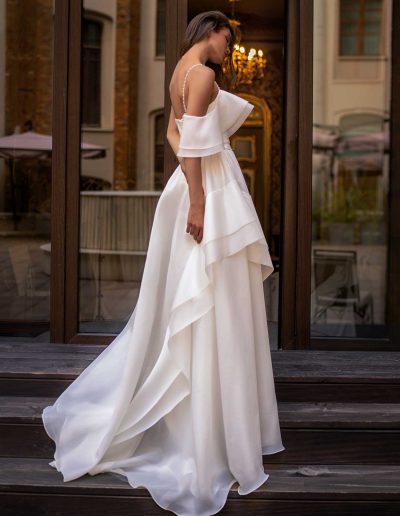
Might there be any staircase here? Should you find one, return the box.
[1,342,400,515]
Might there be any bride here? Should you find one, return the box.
[42,10,285,516]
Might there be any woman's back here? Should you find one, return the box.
[169,60,219,120]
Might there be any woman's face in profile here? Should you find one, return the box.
[207,27,231,64]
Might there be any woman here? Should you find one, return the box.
[42,10,285,516]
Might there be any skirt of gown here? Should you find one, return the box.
[42,146,286,516]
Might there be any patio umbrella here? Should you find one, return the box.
[0,130,106,159]
[0,131,107,229]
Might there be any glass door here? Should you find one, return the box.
[311,0,394,344]
[187,0,286,350]
[77,0,166,334]
[0,0,54,342]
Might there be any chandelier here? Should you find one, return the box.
[224,0,267,86]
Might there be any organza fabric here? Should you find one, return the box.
[42,87,285,516]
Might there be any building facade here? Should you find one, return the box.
[0,0,398,350]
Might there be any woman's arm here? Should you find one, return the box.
[166,107,182,162]
[167,67,215,243]
[180,67,215,202]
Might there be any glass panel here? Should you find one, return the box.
[78,0,165,332]
[341,36,358,55]
[339,0,383,55]
[312,0,392,339]
[364,35,380,54]
[0,0,53,341]
[82,18,102,127]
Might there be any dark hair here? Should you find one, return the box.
[179,10,237,89]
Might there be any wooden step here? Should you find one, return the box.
[0,397,55,459]
[3,398,400,429]
[274,350,400,402]
[278,402,400,428]
[1,397,399,464]
[0,342,105,397]
[1,343,400,401]
[277,401,399,465]
[0,458,399,515]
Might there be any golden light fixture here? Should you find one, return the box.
[224,0,267,86]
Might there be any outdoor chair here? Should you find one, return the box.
[312,249,374,326]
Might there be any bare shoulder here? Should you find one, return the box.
[189,65,215,90]
[185,65,215,115]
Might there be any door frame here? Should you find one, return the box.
[279,0,400,350]
[387,0,400,346]
[51,0,83,343]
[51,0,399,348]
[279,0,313,349]
[51,0,186,344]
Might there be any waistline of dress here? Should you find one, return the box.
[222,136,232,151]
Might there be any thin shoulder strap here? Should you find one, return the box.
[182,63,203,113]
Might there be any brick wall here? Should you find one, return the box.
[4,0,142,212]
[6,0,53,135]
[113,0,141,190]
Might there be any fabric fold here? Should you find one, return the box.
[202,178,273,281]
[176,106,224,158]
[218,92,254,137]
[100,176,272,452]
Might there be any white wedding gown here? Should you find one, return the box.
[42,77,285,516]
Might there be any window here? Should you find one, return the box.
[312,0,391,341]
[339,0,383,56]
[156,0,166,57]
[154,112,164,190]
[82,18,102,126]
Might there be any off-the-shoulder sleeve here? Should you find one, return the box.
[176,108,224,158]
[219,95,254,138]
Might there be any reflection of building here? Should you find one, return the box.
[1,0,166,206]
[312,0,391,334]
[0,0,53,214]
[81,0,165,191]
[0,0,168,334]
[0,0,398,352]
[314,0,390,127]
[2,8,400,510]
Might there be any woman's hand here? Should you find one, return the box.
[186,193,205,244]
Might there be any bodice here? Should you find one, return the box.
[175,89,254,158]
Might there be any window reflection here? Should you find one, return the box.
[78,0,165,333]
[156,0,166,57]
[311,0,391,339]
[0,0,53,340]
[82,18,102,127]
[339,0,384,56]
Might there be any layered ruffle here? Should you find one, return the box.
[176,106,224,158]
[86,173,274,460]
[176,89,254,158]
[79,170,280,513]
[42,166,278,482]
[202,178,273,281]
[218,92,254,137]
